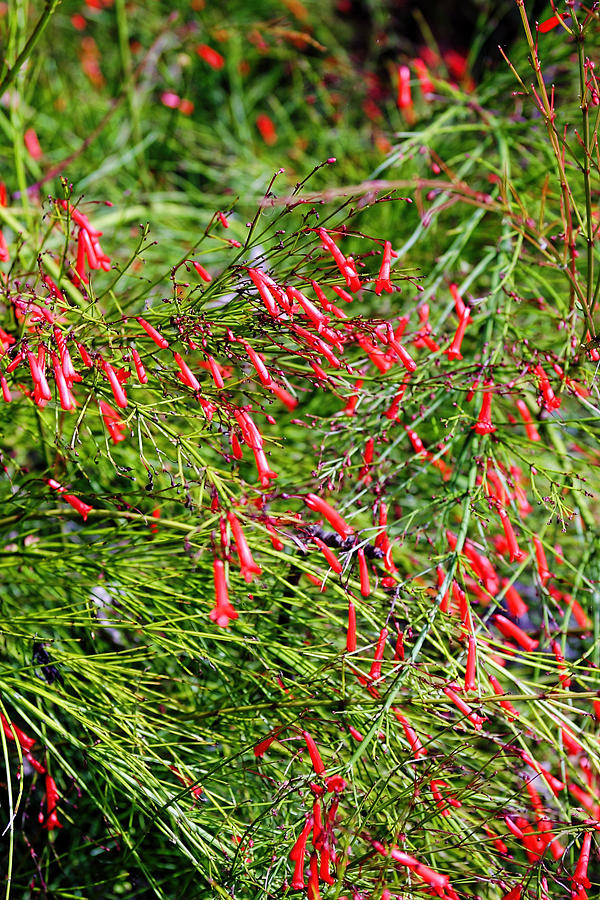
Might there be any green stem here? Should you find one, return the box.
[0,0,60,95]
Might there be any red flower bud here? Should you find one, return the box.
[136,316,169,349]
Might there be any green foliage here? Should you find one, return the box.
[0,2,599,899]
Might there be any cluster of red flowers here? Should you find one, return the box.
[1,713,62,830]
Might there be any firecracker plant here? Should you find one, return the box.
[0,1,599,898]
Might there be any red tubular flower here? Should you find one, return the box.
[76,342,93,368]
[533,363,561,411]
[515,398,540,441]
[449,283,466,317]
[302,730,326,775]
[430,780,451,817]
[413,325,440,353]
[495,504,525,563]
[483,824,508,855]
[1,375,10,403]
[99,399,127,443]
[196,43,224,69]
[394,630,405,661]
[210,559,238,627]
[384,377,411,420]
[267,380,297,410]
[173,352,200,391]
[265,520,284,551]
[254,727,283,758]
[192,261,212,282]
[289,815,314,889]
[447,530,499,595]
[551,639,571,688]
[501,886,522,900]
[40,774,63,831]
[131,348,148,384]
[53,329,81,387]
[307,851,320,900]
[397,65,413,112]
[233,408,263,450]
[27,351,52,401]
[252,445,278,489]
[561,725,582,755]
[406,425,426,456]
[0,230,9,262]
[316,228,361,292]
[227,512,262,582]
[532,536,551,586]
[465,634,477,691]
[519,750,564,794]
[239,339,271,385]
[501,579,528,618]
[136,316,169,349]
[304,493,354,539]
[389,847,452,895]
[539,12,569,33]
[572,831,592,899]
[369,628,388,681]
[286,285,330,329]
[1,713,36,752]
[375,240,394,295]
[51,352,76,410]
[230,431,243,460]
[48,479,93,521]
[356,332,392,372]
[100,359,128,407]
[255,112,277,145]
[381,331,416,372]
[79,227,99,268]
[392,708,427,757]
[346,600,357,652]
[296,322,344,367]
[436,566,450,613]
[24,127,43,160]
[493,614,538,651]
[504,816,525,839]
[551,588,592,629]
[149,508,160,536]
[319,845,334,885]
[473,382,497,434]
[168,765,203,799]
[247,268,281,317]
[413,56,434,97]
[445,307,470,361]
[357,547,371,597]
[443,685,485,730]
[74,232,88,283]
[313,536,342,574]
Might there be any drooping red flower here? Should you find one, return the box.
[227,511,262,582]
[210,559,238,627]
[39,773,63,830]
[196,43,225,69]
[256,113,277,145]
[301,730,326,775]
[473,382,497,434]
[24,128,43,160]
[357,547,371,597]
[99,399,127,443]
[304,493,354,539]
